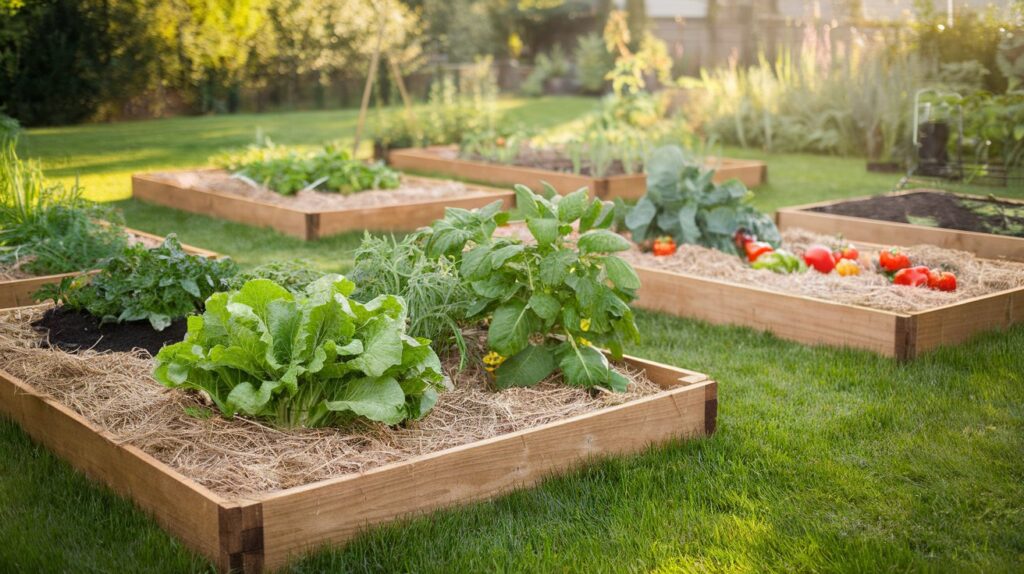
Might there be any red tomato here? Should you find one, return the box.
[894,266,930,287]
[803,245,836,273]
[879,248,911,273]
[833,245,859,261]
[652,236,677,256]
[934,271,957,292]
[745,241,774,262]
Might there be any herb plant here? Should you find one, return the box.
[351,233,473,366]
[154,276,448,428]
[0,141,126,275]
[216,141,400,196]
[43,236,237,331]
[624,146,780,256]
[229,260,324,293]
[419,185,641,392]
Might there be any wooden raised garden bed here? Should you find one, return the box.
[776,190,1024,262]
[0,353,716,573]
[386,146,767,199]
[132,169,515,241]
[0,229,217,310]
[630,249,1024,360]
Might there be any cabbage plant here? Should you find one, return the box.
[154,275,448,428]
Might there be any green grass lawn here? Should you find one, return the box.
[3,99,1023,573]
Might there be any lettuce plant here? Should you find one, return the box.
[154,276,448,428]
[624,145,780,256]
[419,185,641,392]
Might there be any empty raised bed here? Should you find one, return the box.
[622,229,1024,360]
[0,302,715,573]
[132,169,515,240]
[386,145,767,199]
[0,228,217,310]
[776,190,1024,262]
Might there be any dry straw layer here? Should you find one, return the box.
[148,170,480,211]
[621,228,1024,314]
[0,306,661,498]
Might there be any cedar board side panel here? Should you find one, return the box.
[776,207,1024,262]
[0,369,226,564]
[910,288,1024,355]
[132,175,311,239]
[633,266,902,356]
[257,378,715,571]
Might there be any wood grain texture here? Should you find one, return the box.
[776,193,1024,262]
[911,287,1024,355]
[132,171,514,240]
[387,147,767,200]
[0,228,217,310]
[255,357,715,571]
[633,265,906,357]
[0,369,229,564]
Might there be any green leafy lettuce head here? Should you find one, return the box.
[625,145,780,256]
[153,275,448,428]
[415,184,642,393]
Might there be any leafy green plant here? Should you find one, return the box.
[576,33,612,94]
[42,236,237,331]
[153,275,448,428]
[418,186,641,392]
[229,260,324,293]
[216,140,400,196]
[351,233,472,366]
[624,146,780,256]
[522,45,571,97]
[0,141,126,275]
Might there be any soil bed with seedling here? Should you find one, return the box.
[386,145,766,199]
[0,303,715,572]
[621,228,1024,359]
[776,190,1024,261]
[132,169,515,240]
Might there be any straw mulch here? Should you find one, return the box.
[621,228,1024,314]
[148,170,478,210]
[0,305,662,498]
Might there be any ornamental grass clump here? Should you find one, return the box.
[154,275,448,428]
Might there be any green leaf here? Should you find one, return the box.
[676,201,701,244]
[602,256,641,290]
[578,199,604,233]
[557,189,589,223]
[528,292,561,321]
[488,300,536,356]
[625,196,657,237]
[489,244,525,268]
[325,376,406,425]
[514,184,540,218]
[577,230,631,254]
[179,278,200,298]
[527,217,560,246]
[495,345,557,389]
[348,315,404,377]
[560,344,611,388]
[461,245,494,280]
[227,379,284,416]
[538,249,577,286]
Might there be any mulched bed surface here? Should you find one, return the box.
[32,306,186,355]
[811,191,1024,237]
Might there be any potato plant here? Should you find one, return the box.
[419,184,641,391]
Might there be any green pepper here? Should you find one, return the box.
[751,249,805,274]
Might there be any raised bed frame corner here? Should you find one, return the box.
[775,190,1024,262]
[0,354,716,573]
[385,146,767,200]
[131,170,515,241]
[0,229,218,310]
[633,264,1024,360]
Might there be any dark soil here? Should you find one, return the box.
[32,306,187,355]
[811,191,1024,238]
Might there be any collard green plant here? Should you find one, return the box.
[43,236,237,331]
[216,140,400,196]
[0,141,126,275]
[624,146,780,256]
[153,276,448,428]
[418,185,641,392]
